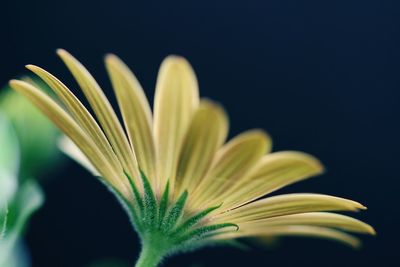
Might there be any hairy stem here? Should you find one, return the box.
[134,243,166,267]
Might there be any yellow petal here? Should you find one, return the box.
[56,49,140,186]
[153,56,199,193]
[215,225,362,249]
[105,54,156,185]
[174,100,228,197]
[238,212,375,235]
[26,65,122,175]
[221,151,324,210]
[190,130,271,209]
[9,80,129,195]
[212,193,366,223]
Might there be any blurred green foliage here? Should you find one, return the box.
[0,79,60,267]
[0,180,44,267]
[0,114,19,203]
[0,78,60,178]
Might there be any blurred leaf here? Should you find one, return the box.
[0,113,19,242]
[0,79,60,178]
[0,241,30,267]
[0,204,7,240]
[0,180,44,266]
[0,113,19,202]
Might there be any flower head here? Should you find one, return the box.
[9,50,374,266]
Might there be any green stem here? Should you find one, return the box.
[134,243,165,267]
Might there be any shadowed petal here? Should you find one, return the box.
[215,225,362,249]
[105,54,156,186]
[190,130,271,209]
[57,49,140,186]
[9,80,129,195]
[26,65,122,175]
[153,56,199,194]
[175,100,228,197]
[237,212,375,235]
[221,151,324,210]
[212,193,366,223]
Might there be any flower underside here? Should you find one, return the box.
[117,171,238,255]
[8,49,374,266]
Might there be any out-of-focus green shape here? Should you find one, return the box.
[0,205,7,240]
[0,78,59,178]
[0,114,19,203]
[0,180,44,267]
[0,78,58,267]
[0,241,30,267]
[0,113,19,241]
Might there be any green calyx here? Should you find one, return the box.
[118,171,239,267]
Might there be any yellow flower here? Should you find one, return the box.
[9,50,374,266]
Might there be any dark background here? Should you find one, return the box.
[1,0,399,266]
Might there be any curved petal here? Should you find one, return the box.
[212,193,366,223]
[175,100,228,197]
[9,80,129,195]
[153,56,199,193]
[57,49,140,186]
[237,212,375,235]
[221,151,324,210]
[26,65,122,175]
[190,130,271,209]
[105,54,156,185]
[214,225,362,249]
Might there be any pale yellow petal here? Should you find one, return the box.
[9,80,129,196]
[212,193,366,223]
[174,100,228,197]
[58,136,99,176]
[56,49,140,185]
[105,54,156,184]
[190,130,271,209]
[238,212,375,235]
[221,151,324,210]
[26,65,122,175]
[215,225,362,249]
[153,56,199,193]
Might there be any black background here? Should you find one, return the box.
[0,0,399,266]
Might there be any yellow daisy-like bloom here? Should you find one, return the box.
[9,50,374,267]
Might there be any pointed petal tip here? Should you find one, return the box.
[104,53,119,63]
[56,49,75,61]
[9,79,24,88]
[165,54,186,62]
[357,203,367,210]
[368,226,377,236]
[199,99,227,114]
[56,48,68,56]
[25,64,41,72]
[274,151,326,174]
[161,55,192,69]
[252,128,272,140]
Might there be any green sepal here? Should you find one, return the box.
[124,171,144,216]
[139,170,157,228]
[176,223,239,243]
[158,180,170,226]
[162,190,188,232]
[172,203,222,236]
